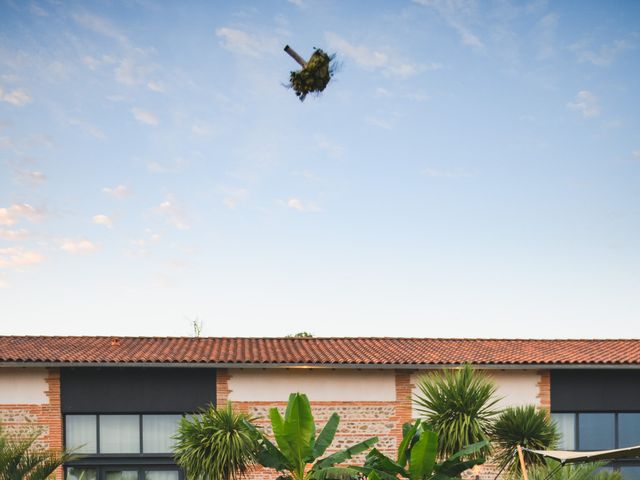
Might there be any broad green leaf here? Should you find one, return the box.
[363,448,407,477]
[313,413,340,458]
[444,440,489,462]
[311,466,361,480]
[283,393,316,465]
[398,420,421,467]
[314,436,378,470]
[409,430,438,480]
[271,407,295,463]
[436,457,485,477]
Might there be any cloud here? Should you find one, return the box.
[192,122,217,137]
[69,118,106,140]
[147,157,189,174]
[567,90,599,118]
[413,0,483,48]
[281,197,322,213]
[573,39,634,67]
[0,203,44,226]
[0,86,32,107]
[115,57,156,86]
[154,196,190,229]
[102,184,131,198]
[72,12,128,46]
[0,247,45,268]
[633,150,640,161]
[325,32,427,77]
[60,239,98,254]
[215,27,278,57]
[365,116,393,130]
[146,81,166,93]
[287,0,305,7]
[131,108,159,126]
[218,187,248,209]
[13,169,46,186]
[0,229,29,241]
[92,214,113,228]
[29,3,48,16]
[422,167,471,178]
[315,134,344,159]
[0,274,8,288]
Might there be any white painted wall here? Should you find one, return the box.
[0,368,49,404]
[228,368,396,402]
[411,369,541,417]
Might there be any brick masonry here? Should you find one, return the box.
[0,368,63,479]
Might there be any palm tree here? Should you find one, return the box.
[173,403,260,480]
[0,425,71,480]
[413,364,500,459]
[492,405,559,478]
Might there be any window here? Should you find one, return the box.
[619,414,640,448]
[143,415,181,453]
[66,467,97,480]
[620,467,640,480]
[100,415,140,454]
[145,471,180,480]
[105,471,138,480]
[552,413,576,450]
[66,415,97,454]
[579,413,615,451]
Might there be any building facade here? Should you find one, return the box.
[0,337,639,480]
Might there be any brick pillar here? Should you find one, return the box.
[537,369,551,413]
[43,368,63,479]
[216,368,230,406]
[391,370,414,446]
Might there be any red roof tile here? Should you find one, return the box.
[1,336,640,366]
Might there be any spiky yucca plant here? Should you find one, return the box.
[173,403,260,480]
[492,405,559,478]
[413,364,500,459]
[0,425,71,480]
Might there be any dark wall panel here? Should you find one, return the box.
[551,370,640,412]
[61,367,216,413]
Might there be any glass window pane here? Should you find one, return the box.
[145,471,179,480]
[143,415,181,453]
[65,415,97,454]
[100,415,140,453]
[106,471,138,480]
[620,467,640,480]
[67,468,97,480]
[578,413,615,450]
[551,413,576,450]
[619,414,640,448]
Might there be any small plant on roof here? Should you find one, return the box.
[284,45,337,101]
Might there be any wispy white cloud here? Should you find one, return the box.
[0,203,44,226]
[280,197,322,213]
[191,121,217,137]
[0,86,32,107]
[535,13,559,60]
[571,38,634,67]
[422,167,472,178]
[69,118,106,140]
[154,196,190,229]
[147,157,189,174]
[60,239,99,254]
[12,169,46,186]
[72,12,129,46]
[632,150,640,161]
[0,247,45,268]
[215,27,279,57]
[365,115,393,130]
[29,3,48,17]
[102,184,132,199]
[218,186,248,209]
[325,32,430,77]
[315,134,344,159]
[146,80,166,93]
[413,0,483,48]
[0,229,29,241]
[92,214,113,228]
[567,90,599,118]
[287,0,305,7]
[131,107,159,126]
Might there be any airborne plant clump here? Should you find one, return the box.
[285,45,337,101]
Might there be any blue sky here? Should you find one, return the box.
[0,0,639,337]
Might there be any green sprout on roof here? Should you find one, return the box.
[284,45,337,101]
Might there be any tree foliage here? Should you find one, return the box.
[413,364,500,459]
[173,403,260,480]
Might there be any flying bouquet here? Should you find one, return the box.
[284,45,337,101]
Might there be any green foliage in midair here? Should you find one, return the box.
[289,49,336,101]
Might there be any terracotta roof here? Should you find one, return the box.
[1,336,640,366]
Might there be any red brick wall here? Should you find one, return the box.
[0,368,63,478]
